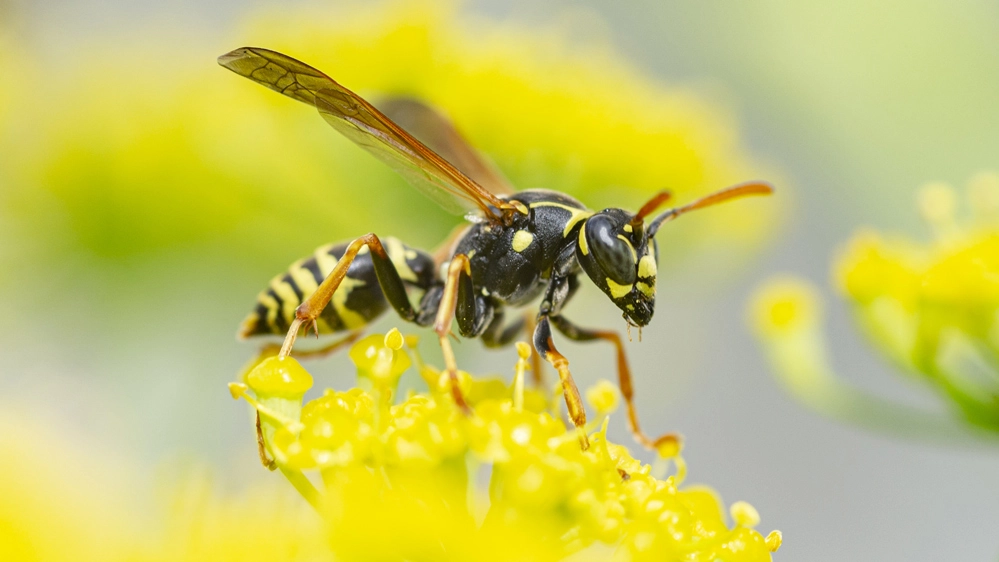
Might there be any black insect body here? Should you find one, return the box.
[221,46,773,452]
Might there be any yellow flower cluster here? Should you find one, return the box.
[232,330,781,561]
[836,174,999,430]
[751,173,999,438]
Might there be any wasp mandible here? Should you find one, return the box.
[220,47,773,451]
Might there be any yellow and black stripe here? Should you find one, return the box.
[239,237,437,338]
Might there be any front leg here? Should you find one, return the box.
[549,315,681,453]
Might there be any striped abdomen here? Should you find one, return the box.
[239,236,437,338]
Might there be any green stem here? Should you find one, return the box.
[280,466,323,512]
[766,330,999,445]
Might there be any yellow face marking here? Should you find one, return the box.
[331,275,368,329]
[636,281,655,298]
[512,230,534,253]
[605,278,633,299]
[578,226,590,255]
[623,224,633,233]
[529,201,595,237]
[638,255,657,279]
[616,234,637,262]
[385,237,418,282]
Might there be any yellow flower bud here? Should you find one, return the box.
[968,171,999,220]
[730,500,761,528]
[918,181,958,228]
[246,356,313,398]
[349,331,412,387]
[766,529,784,552]
[586,379,619,415]
[748,276,822,338]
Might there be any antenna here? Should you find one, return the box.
[648,182,774,237]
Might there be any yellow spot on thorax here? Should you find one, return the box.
[512,230,534,252]
[605,278,633,298]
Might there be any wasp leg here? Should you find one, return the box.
[479,309,548,388]
[258,330,364,360]
[432,254,480,414]
[534,315,590,450]
[279,233,419,358]
[255,411,277,471]
[480,308,525,348]
[485,311,545,387]
[548,315,681,452]
[524,313,545,387]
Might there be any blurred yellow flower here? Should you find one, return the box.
[0,413,328,562]
[1,0,777,281]
[232,330,782,561]
[748,277,821,338]
[751,173,999,439]
[241,0,779,255]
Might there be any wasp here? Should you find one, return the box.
[220,47,773,451]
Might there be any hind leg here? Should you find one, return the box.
[279,233,424,358]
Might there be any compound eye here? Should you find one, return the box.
[586,216,637,285]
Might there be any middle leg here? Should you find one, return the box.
[432,254,494,413]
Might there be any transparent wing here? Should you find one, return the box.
[378,97,515,197]
[218,47,511,220]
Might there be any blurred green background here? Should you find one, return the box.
[1,1,998,560]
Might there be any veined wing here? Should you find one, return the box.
[378,97,515,197]
[218,47,514,221]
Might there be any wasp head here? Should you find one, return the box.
[577,208,659,327]
[575,184,774,328]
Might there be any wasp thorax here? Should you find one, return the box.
[577,209,658,326]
